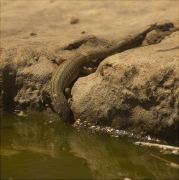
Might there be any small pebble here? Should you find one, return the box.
[90,126,96,129]
[155,139,161,143]
[147,135,152,141]
[30,32,37,36]
[116,130,119,133]
[70,17,79,24]
[106,127,113,133]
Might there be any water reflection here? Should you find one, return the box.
[1,113,178,179]
[12,117,73,158]
[69,129,178,179]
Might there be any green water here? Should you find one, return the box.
[1,112,179,179]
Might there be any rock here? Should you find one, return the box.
[70,17,80,24]
[71,31,179,141]
[1,44,56,111]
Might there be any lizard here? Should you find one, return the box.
[50,24,157,123]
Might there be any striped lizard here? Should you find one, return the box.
[50,24,157,122]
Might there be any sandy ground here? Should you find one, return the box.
[1,1,178,41]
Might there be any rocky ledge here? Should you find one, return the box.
[1,27,178,143]
[71,31,179,143]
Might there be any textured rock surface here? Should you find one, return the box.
[71,32,179,140]
[1,45,56,110]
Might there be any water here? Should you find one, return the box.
[1,112,179,179]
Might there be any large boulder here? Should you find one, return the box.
[71,31,179,141]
